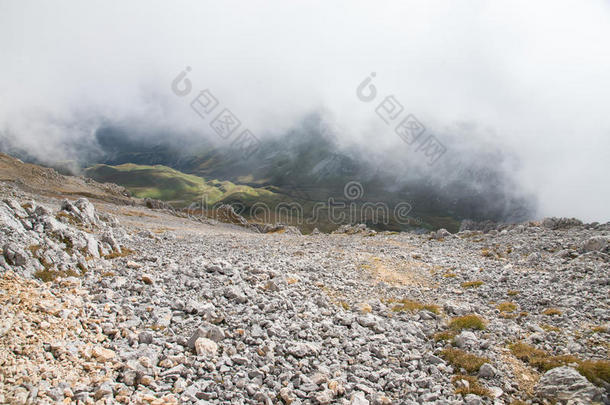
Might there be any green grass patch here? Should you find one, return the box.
[85,163,276,207]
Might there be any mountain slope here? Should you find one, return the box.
[0,178,607,404]
[0,114,537,231]
[84,163,277,207]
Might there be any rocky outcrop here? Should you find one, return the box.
[144,198,177,213]
[215,204,249,227]
[431,228,454,240]
[541,217,583,230]
[251,223,302,235]
[332,223,376,236]
[214,204,303,235]
[0,194,126,278]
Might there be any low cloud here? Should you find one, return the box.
[1,0,608,221]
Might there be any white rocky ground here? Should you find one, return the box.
[0,182,608,405]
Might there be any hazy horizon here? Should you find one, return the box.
[1,0,609,222]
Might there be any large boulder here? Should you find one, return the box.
[454,330,478,349]
[443,301,474,316]
[433,228,453,240]
[74,198,98,225]
[60,198,100,227]
[582,236,608,253]
[3,199,28,219]
[332,224,376,236]
[535,366,602,404]
[0,201,25,232]
[3,243,28,266]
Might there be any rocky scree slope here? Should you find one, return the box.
[0,182,609,404]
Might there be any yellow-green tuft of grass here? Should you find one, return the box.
[76,261,87,273]
[481,249,493,257]
[433,330,457,342]
[497,302,518,313]
[441,348,489,373]
[540,323,560,333]
[338,301,350,311]
[509,342,579,372]
[507,290,520,296]
[461,280,484,288]
[537,354,581,371]
[28,244,42,255]
[577,360,610,385]
[449,314,486,331]
[542,308,562,316]
[443,273,457,278]
[389,298,440,314]
[509,342,548,363]
[451,375,491,397]
[55,211,79,226]
[34,268,81,282]
[590,325,607,333]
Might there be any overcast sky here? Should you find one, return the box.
[0,0,609,221]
